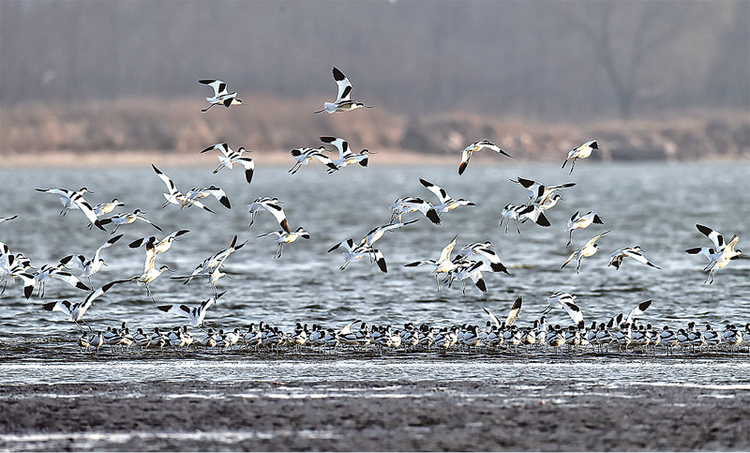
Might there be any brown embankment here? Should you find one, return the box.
[1,97,748,163]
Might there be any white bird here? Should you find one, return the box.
[314,67,371,114]
[565,210,604,247]
[42,279,128,331]
[289,146,338,174]
[258,227,310,259]
[181,185,231,210]
[200,143,255,184]
[128,230,189,256]
[608,246,661,270]
[328,239,387,272]
[390,196,441,225]
[247,197,290,234]
[454,242,510,275]
[152,164,214,213]
[0,242,35,299]
[457,139,512,175]
[404,234,459,290]
[99,209,162,234]
[543,291,584,325]
[33,263,90,297]
[499,203,550,234]
[92,199,125,217]
[157,291,226,327]
[685,224,742,284]
[418,178,475,213]
[360,219,419,248]
[60,234,124,286]
[199,79,244,112]
[509,177,576,206]
[484,296,523,328]
[36,187,105,231]
[174,235,246,286]
[444,259,487,294]
[562,140,598,175]
[561,230,611,273]
[319,136,374,171]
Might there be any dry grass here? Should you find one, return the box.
[1,97,748,165]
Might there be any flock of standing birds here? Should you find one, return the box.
[1,67,747,356]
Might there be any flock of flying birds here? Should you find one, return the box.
[0,67,746,356]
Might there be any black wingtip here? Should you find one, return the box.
[426,209,442,225]
[458,162,467,175]
[245,169,253,184]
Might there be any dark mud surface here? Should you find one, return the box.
[2,376,750,451]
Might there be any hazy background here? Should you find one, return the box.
[1,0,748,158]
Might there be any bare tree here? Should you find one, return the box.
[559,1,699,119]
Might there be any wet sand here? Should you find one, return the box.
[2,371,750,451]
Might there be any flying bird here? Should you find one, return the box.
[200,143,255,184]
[608,246,661,270]
[289,146,338,174]
[199,79,244,112]
[457,140,512,175]
[685,224,742,284]
[562,140,598,175]
[247,197,290,234]
[565,210,604,247]
[314,67,371,114]
[157,291,226,327]
[561,230,611,273]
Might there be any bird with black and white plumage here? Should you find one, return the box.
[0,241,36,299]
[329,220,417,272]
[128,230,189,257]
[328,238,387,273]
[319,136,375,171]
[36,187,106,231]
[561,230,610,274]
[60,234,124,287]
[562,140,598,175]
[42,279,130,332]
[685,224,742,284]
[543,291,584,325]
[565,211,604,248]
[33,263,90,298]
[608,246,661,270]
[92,199,125,218]
[404,234,459,291]
[200,143,255,184]
[418,178,475,214]
[172,235,246,289]
[499,202,551,234]
[99,209,162,235]
[509,177,576,207]
[152,164,215,214]
[443,259,488,294]
[453,241,510,275]
[258,226,310,259]
[288,146,339,175]
[247,197,290,234]
[457,139,512,175]
[314,67,372,114]
[157,291,226,327]
[199,79,245,112]
[181,186,231,210]
[390,196,441,225]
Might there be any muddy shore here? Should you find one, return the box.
[2,374,749,451]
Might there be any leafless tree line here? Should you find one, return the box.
[0,0,747,121]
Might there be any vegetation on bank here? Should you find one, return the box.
[1,98,748,161]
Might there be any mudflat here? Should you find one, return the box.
[1,376,749,451]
